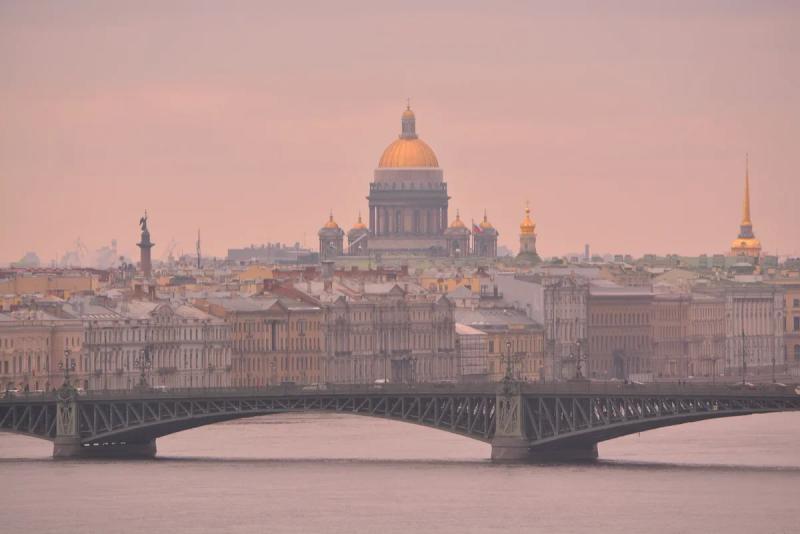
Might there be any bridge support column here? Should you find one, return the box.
[53,387,81,459]
[491,382,530,462]
[52,386,157,459]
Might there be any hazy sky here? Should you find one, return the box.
[1,1,798,265]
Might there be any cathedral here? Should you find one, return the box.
[319,105,499,259]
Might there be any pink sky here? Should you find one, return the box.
[1,1,798,264]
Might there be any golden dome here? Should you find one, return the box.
[379,139,439,168]
[378,105,440,168]
[449,210,466,229]
[520,204,536,235]
[323,213,339,229]
[731,237,761,250]
[479,211,494,230]
[351,212,367,231]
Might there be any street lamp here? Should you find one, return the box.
[575,340,585,380]
[58,348,76,388]
[772,353,776,384]
[134,345,153,389]
[502,340,513,381]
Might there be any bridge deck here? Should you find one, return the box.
[1,382,798,461]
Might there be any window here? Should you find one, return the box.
[795,345,800,362]
[795,317,800,332]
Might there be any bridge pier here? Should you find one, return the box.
[492,383,531,463]
[53,439,157,459]
[492,383,599,463]
[491,439,599,463]
[53,386,157,459]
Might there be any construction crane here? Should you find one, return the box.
[162,238,178,263]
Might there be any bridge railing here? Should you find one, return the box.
[2,380,798,403]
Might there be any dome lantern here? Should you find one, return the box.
[378,105,439,168]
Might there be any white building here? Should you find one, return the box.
[67,298,232,390]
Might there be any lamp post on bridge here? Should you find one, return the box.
[575,340,585,380]
[134,345,153,389]
[772,353,776,384]
[58,348,76,389]
[502,340,514,381]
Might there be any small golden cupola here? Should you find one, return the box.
[323,212,340,229]
[520,203,536,235]
[479,210,494,230]
[351,212,367,231]
[449,210,467,229]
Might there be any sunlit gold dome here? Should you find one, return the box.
[520,204,536,235]
[323,213,339,229]
[351,212,367,231]
[731,237,761,250]
[378,106,440,168]
[449,210,466,229]
[479,211,494,230]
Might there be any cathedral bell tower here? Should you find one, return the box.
[318,212,344,260]
[517,203,540,263]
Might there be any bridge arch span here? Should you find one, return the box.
[2,384,799,461]
[73,392,497,457]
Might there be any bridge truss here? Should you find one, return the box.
[1,383,798,460]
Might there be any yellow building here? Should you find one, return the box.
[0,272,99,298]
[205,297,322,386]
[419,270,488,295]
[455,307,544,382]
[730,156,762,258]
[0,311,84,391]
[767,279,800,366]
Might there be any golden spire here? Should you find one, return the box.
[742,153,752,226]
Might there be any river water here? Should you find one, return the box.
[1,412,799,533]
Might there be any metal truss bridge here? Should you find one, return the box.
[1,381,798,461]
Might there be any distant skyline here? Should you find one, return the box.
[1,1,799,265]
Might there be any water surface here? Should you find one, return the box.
[1,412,798,533]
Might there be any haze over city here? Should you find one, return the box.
[2,3,800,534]
[2,1,799,265]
